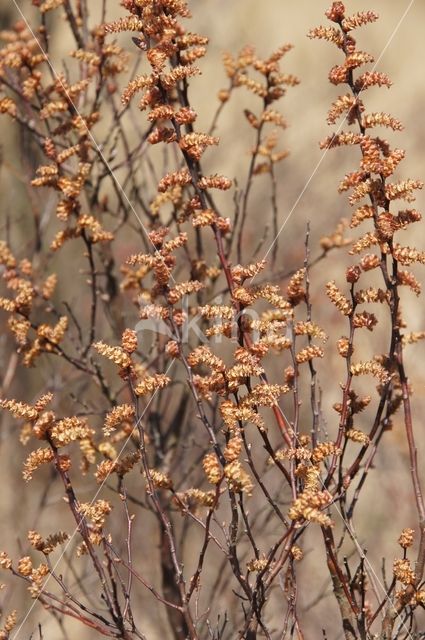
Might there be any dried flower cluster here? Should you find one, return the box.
[0,2,423,639]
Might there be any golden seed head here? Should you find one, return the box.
[398,528,414,549]
[291,545,303,561]
[393,558,415,585]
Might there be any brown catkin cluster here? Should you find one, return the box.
[0,2,423,639]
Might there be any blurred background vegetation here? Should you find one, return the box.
[1,1,425,637]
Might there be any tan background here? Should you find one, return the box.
[1,1,425,638]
